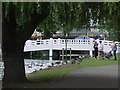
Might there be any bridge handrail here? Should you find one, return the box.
[25,39,120,47]
[24,38,120,53]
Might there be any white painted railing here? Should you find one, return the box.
[24,38,93,51]
[24,38,120,53]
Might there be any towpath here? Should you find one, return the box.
[48,64,118,88]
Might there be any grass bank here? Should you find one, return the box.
[14,54,119,88]
[28,57,118,81]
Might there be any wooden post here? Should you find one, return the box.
[70,48,71,61]
[62,48,64,64]
[30,51,32,59]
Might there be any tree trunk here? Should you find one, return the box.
[2,3,50,88]
[2,38,28,87]
[2,16,28,88]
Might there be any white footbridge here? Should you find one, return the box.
[24,38,120,60]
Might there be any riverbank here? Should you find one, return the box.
[5,56,118,88]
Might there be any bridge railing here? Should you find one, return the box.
[24,38,120,53]
[53,39,91,45]
[24,38,93,51]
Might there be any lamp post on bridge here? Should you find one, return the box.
[85,25,87,36]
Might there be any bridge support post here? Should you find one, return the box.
[90,50,93,57]
[49,49,53,62]
[90,39,93,57]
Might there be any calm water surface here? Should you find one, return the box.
[0,59,62,80]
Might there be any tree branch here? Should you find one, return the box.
[17,3,50,43]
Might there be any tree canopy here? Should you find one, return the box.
[3,2,119,40]
[34,2,120,41]
[100,2,120,41]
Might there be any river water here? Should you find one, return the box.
[0,59,63,80]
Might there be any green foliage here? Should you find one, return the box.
[36,2,84,37]
[3,2,120,40]
[36,2,119,40]
[98,2,120,41]
[3,2,50,31]
[3,2,32,29]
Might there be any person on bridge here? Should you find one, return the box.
[98,41,104,60]
[93,41,98,59]
[110,40,117,60]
